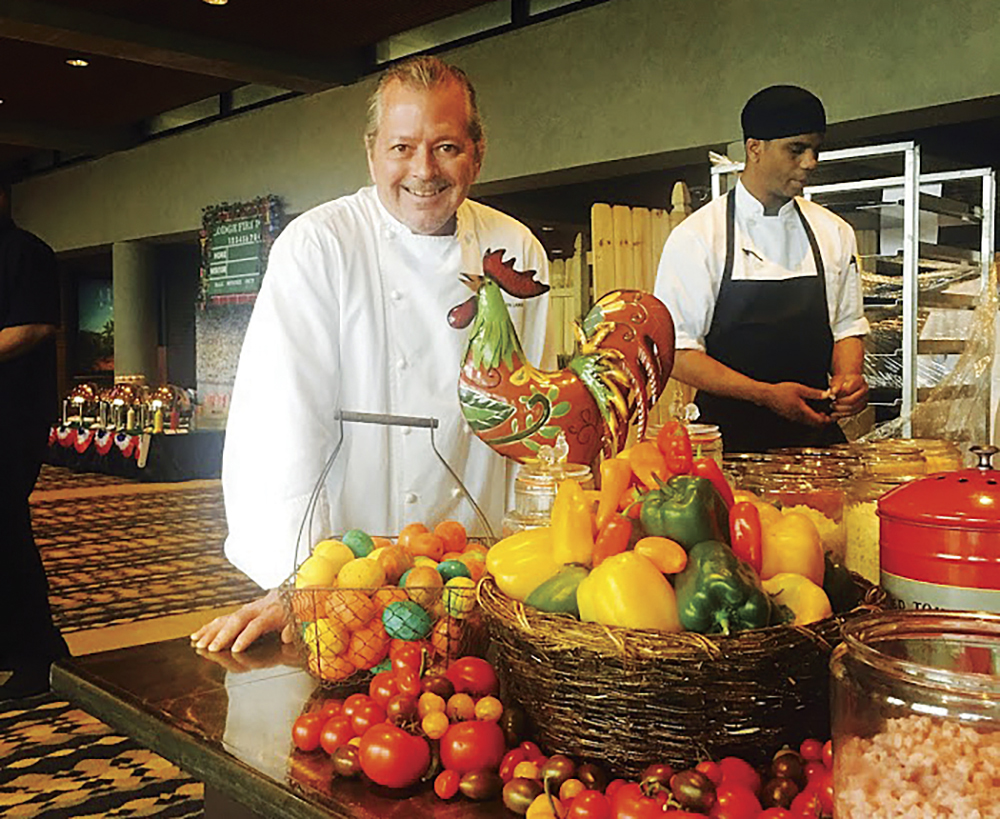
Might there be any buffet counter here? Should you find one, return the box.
[51,637,507,819]
[45,427,225,482]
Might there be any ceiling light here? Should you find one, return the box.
[540,225,555,232]
[66,58,89,67]
[202,0,229,5]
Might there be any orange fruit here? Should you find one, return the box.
[324,589,376,630]
[429,616,462,661]
[457,553,486,583]
[441,551,465,563]
[290,588,330,622]
[371,536,394,550]
[434,520,468,553]
[344,618,389,670]
[372,586,409,612]
[374,545,414,585]
[409,532,445,561]
[404,566,444,608]
[308,651,356,683]
[463,542,489,557]
[397,522,429,550]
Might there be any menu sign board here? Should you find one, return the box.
[199,196,283,306]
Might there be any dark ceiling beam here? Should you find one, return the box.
[0,0,362,93]
[0,118,136,154]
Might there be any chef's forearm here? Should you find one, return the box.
[671,349,771,407]
[0,324,55,363]
[831,336,865,378]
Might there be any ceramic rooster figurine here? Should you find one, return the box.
[448,249,675,466]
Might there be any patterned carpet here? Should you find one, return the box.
[0,696,203,818]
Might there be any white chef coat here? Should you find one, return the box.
[654,180,869,352]
[222,186,550,589]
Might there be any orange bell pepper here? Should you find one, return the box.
[596,457,634,531]
[628,441,668,491]
[593,515,632,567]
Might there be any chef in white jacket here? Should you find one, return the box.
[193,55,550,652]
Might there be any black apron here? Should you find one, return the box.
[696,189,846,453]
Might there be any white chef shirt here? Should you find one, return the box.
[654,179,869,352]
[222,186,550,589]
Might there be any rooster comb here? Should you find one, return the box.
[482,248,550,299]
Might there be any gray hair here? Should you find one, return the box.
[364,56,484,161]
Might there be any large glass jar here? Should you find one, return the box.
[723,452,780,488]
[830,611,1000,819]
[832,441,928,480]
[739,462,851,561]
[501,460,593,536]
[843,471,924,584]
[895,437,964,473]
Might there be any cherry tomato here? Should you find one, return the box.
[390,641,424,676]
[357,723,431,789]
[758,810,794,819]
[718,756,762,794]
[709,784,762,819]
[604,779,628,801]
[611,782,669,819]
[799,738,824,762]
[500,748,528,783]
[790,788,823,817]
[445,656,500,697]
[395,667,421,698]
[369,672,400,708]
[805,768,834,815]
[804,761,826,784]
[291,712,326,752]
[319,715,355,756]
[821,740,833,769]
[434,769,460,800]
[696,760,724,786]
[318,698,344,719]
[519,741,546,762]
[567,789,612,819]
[342,693,373,721]
[350,700,387,736]
[439,719,506,775]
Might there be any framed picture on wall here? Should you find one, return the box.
[76,277,114,375]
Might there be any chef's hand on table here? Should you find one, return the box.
[190,589,294,653]
[760,381,835,428]
[828,373,869,419]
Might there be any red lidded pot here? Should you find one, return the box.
[878,444,1000,612]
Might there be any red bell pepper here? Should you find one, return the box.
[693,456,735,508]
[592,515,632,567]
[655,420,693,475]
[729,501,763,574]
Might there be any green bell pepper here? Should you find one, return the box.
[525,564,589,617]
[674,540,777,635]
[639,475,729,552]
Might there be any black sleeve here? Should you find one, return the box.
[1,230,60,329]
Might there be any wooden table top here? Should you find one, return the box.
[52,636,510,819]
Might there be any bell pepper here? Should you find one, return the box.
[639,475,729,552]
[762,572,832,626]
[593,514,632,567]
[633,536,688,574]
[627,442,669,492]
[760,511,825,586]
[486,527,561,602]
[655,420,693,475]
[729,501,763,575]
[577,551,682,631]
[596,457,634,531]
[692,456,734,508]
[525,564,590,617]
[618,485,643,519]
[551,479,595,566]
[674,540,778,635]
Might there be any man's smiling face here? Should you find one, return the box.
[366,77,482,236]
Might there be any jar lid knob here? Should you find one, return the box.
[970,444,998,469]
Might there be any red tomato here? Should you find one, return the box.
[342,693,373,721]
[369,672,400,708]
[350,700,387,736]
[434,769,460,800]
[568,789,612,819]
[395,667,421,698]
[439,720,506,775]
[318,698,344,719]
[821,740,833,769]
[604,779,628,801]
[805,769,834,816]
[610,782,667,819]
[799,738,824,762]
[709,784,762,819]
[696,760,725,786]
[358,723,431,788]
[519,740,546,762]
[718,756,761,794]
[319,716,355,756]
[445,657,500,697]
[790,789,823,817]
[390,642,424,676]
[758,810,794,819]
[804,761,826,784]
[291,712,326,752]
[499,748,528,782]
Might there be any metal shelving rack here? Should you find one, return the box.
[710,142,996,437]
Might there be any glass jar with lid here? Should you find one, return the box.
[739,462,851,561]
[501,436,593,536]
[832,441,928,480]
[894,437,964,473]
[722,452,780,489]
[830,611,1000,819]
[843,471,923,584]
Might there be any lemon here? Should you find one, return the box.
[443,576,477,618]
[312,539,355,575]
[413,556,439,570]
[302,617,349,655]
[295,554,338,589]
[337,557,386,592]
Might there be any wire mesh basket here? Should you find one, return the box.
[279,411,495,688]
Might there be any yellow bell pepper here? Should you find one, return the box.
[576,551,682,631]
[760,511,825,586]
[551,479,595,566]
[762,572,833,625]
[486,527,561,602]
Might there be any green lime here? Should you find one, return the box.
[342,529,374,558]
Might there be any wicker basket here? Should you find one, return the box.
[478,574,884,777]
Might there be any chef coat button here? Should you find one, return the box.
[390,289,402,301]
[405,492,418,504]
[401,426,412,436]
[397,359,407,371]
[381,226,394,240]
[451,487,462,499]
[463,233,474,245]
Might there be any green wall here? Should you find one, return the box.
[14,0,1000,250]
